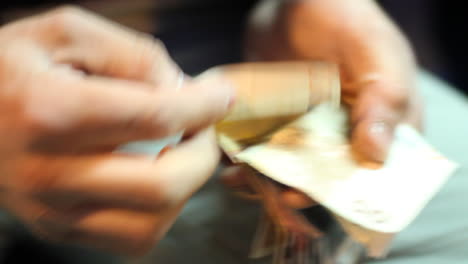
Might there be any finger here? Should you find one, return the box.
[219,165,261,199]
[280,189,317,209]
[36,129,220,211]
[334,3,420,164]
[341,11,419,165]
[220,165,316,208]
[30,205,176,256]
[65,209,177,256]
[350,84,403,164]
[136,128,221,202]
[29,75,233,150]
[36,6,180,86]
[14,188,176,256]
[220,165,251,189]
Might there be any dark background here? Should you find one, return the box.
[1,0,467,94]
[1,0,466,95]
[379,1,467,95]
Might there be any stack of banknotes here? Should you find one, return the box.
[199,61,458,264]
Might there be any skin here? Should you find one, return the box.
[0,0,425,255]
[0,6,234,256]
[222,0,424,209]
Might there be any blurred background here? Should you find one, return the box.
[0,0,467,94]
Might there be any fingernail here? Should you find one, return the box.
[198,77,236,112]
[370,121,388,136]
[210,79,235,111]
[368,120,393,162]
[221,80,236,109]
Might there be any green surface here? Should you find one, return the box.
[364,73,468,264]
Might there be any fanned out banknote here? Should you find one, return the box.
[202,62,347,263]
[201,61,458,263]
[223,104,458,259]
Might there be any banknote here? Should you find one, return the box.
[198,61,341,145]
[244,170,366,264]
[232,104,458,258]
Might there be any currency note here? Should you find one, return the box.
[233,104,458,257]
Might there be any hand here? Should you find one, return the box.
[223,0,423,208]
[0,6,233,255]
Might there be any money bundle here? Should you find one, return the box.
[199,61,458,263]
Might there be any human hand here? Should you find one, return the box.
[223,0,423,208]
[0,6,233,255]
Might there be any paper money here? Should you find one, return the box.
[198,61,340,145]
[199,61,457,262]
[203,61,361,263]
[233,104,458,258]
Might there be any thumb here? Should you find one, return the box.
[350,87,404,164]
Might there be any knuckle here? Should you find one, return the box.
[138,37,180,82]
[147,38,168,54]
[43,5,85,39]
[133,36,176,82]
[140,37,169,60]
[384,88,409,111]
[14,158,61,196]
[369,79,410,112]
[151,106,178,137]
[50,5,85,22]
[23,105,52,132]
[22,90,76,135]
[23,103,59,134]
[128,103,177,139]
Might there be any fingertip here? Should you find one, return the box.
[351,88,400,165]
[351,119,395,165]
[197,75,236,108]
[219,166,249,188]
[208,79,236,115]
[281,189,316,209]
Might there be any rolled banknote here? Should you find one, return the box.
[198,61,340,145]
[199,61,357,263]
